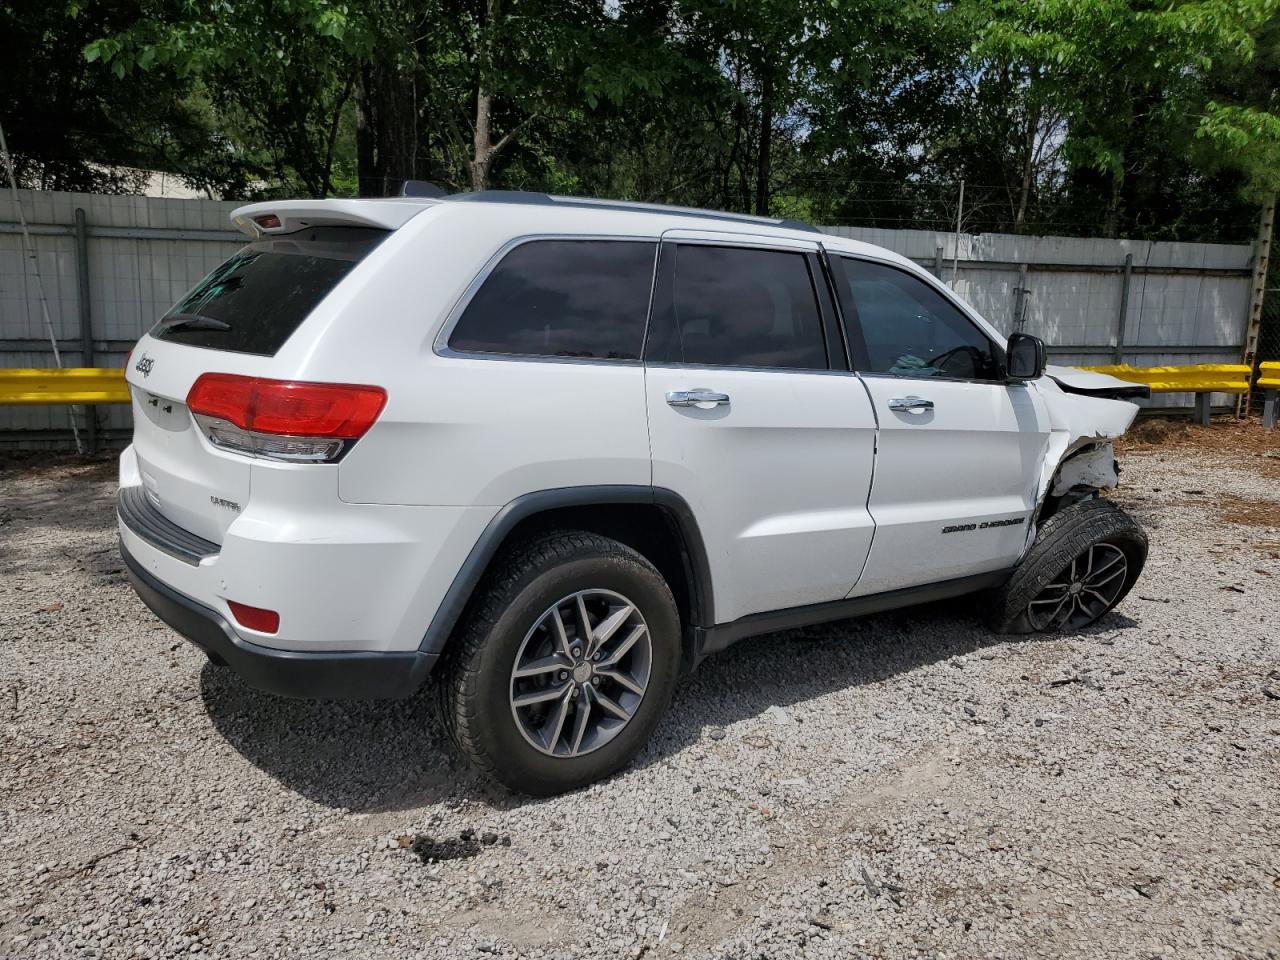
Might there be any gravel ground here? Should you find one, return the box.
[2,430,1279,960]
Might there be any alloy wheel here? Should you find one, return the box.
[509,589,652,758]
[1024,542,1129,631]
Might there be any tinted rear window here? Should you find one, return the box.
[448,239,657,360]
[151,226,387,355]
[645,244,829,370]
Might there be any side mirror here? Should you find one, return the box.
[1006,333,1046,380]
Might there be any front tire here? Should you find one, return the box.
[991,498,1147,634]
[439,530,681,796]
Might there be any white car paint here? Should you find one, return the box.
[119,193,1139,662]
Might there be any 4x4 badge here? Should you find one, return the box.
[135,353,155,378]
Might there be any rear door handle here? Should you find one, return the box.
[666,388,730,408]
[888,396,934,413]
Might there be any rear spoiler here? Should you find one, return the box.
[230,198,438,237]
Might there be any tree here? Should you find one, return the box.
[966,0,1280,235]
[0,0,225,192]
[85,0,428,196]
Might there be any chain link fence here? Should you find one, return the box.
[1254,254,1280,405]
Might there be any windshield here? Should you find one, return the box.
[151,226,387,355]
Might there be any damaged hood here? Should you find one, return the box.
[1045,364,1151,400]
[1035,372,1140,441]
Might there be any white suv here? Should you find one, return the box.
[118,190,1149,795]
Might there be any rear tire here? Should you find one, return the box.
[438,530,681,796]
[990,498,1147,635]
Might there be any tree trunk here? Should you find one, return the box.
[1014,103,1039,232]
[355,69,376,197]
[755,69,773,217]
[470,0,501,192]
[472,91,494,191]
[355,63,418,197]
[321,74,354,198]
[1104,166,1124,238]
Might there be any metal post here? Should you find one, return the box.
[1193,392,1212,426]
[1240,197,1274,418]
[1264,389,1277,430]
[73,207,97,454]
[933,244,944,280]
[1113,253,1133,364]
[1013,263,1030,332]
[950,180,964,287]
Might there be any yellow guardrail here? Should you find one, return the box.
[1258,361,1280,390]
[1075,363,1252,394]
[0,368,130,405]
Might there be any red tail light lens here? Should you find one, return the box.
[187,374,386,438]
[226,600,280,634]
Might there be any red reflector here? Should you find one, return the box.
[187,374,386,439]
[226,600,280,634]
[253,214,282,229]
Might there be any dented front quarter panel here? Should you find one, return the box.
[1025,374,1140,549]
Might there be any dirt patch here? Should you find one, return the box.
[1213,493,1280,528]
[407,834,481,863]
[1118,416,1280,481]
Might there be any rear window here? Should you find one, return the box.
[448,239,657,360]
[151,226,387,355]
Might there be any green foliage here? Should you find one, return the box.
[3,0,1276,238]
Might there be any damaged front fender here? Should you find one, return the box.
[1026,372,1140,551]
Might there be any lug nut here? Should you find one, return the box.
[558,670,569,681]
[591,676,600,686]
[571,646,582,658]
[592,652,602,662]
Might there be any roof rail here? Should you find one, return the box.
[441,190,820,234]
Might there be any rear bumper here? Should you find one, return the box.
[122,543,437,699]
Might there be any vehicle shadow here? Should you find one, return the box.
[199,597,1136,815]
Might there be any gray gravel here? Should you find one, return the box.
[2,443,1279,959]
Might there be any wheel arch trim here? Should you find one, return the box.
[419,485,714,656]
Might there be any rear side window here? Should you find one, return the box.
[152,226,387,356]
[646,244,828,370]
[448,240,657,360]
[835,257,1000,380]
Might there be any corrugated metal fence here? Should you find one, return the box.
[0,190,1260,447]
[1,190,242,447]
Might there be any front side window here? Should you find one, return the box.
[448,239,656,360]
[646,244,828,370]
[836,257,1000,381]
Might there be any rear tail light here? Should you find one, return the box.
[187,373,386,463]
[226,600,280,634]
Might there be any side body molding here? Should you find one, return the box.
[418,485,715,656]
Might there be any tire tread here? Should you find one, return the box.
[436,529,675,789]
[990,498,1147,634]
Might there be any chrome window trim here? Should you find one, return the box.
[856,370,1031,388]
[433,233,661,365]
[644,362,857,378]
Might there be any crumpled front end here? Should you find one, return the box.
[1028,368,1142,550]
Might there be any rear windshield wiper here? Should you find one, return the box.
[158,313,231,333]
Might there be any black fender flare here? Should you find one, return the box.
[418,485,714,657]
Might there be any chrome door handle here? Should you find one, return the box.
[888,396,934,413]
[666,388,730,408]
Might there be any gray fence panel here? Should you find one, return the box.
[0,192,1260,447]
[822,223,1253,406]
[1,190,244,447]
